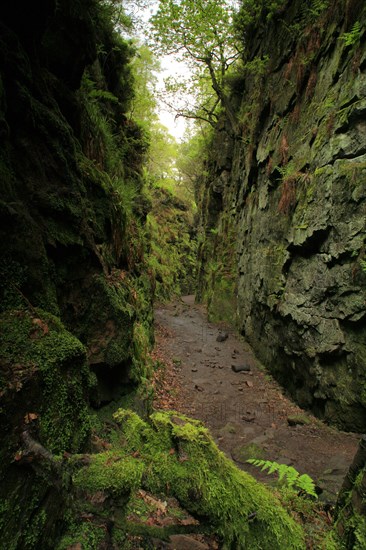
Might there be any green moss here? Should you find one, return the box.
[130,321,153,382]
[198,218,238,327]
[208,273,237,325]
[73,452,144,495]
[85,409,306,549]
[0,308,91,453]
[77,273,134,365]
[334,511,366,550]
[146,184,197,301]
[113,408,150,449]
[56,521,108,550]
[0,471,65,550]
[334,458,366,549]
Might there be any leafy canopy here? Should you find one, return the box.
[150,0,241,129]
[150,0,238,69]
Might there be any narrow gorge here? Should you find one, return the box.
[0,0,365,549]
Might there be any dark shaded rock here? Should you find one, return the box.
[216,331,229,342]
[335,436,366,541]
[0,2,154,546]
[242,415,256,422]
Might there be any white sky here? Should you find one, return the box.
[154,56,190,141]
[126,1,190,141]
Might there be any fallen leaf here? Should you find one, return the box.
[245,381,254,388]
[24,412,38,424]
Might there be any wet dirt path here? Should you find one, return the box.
[153,296,360,502]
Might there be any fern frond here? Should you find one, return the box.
[297,474,318,498]
[340,21,362,48]
[247,458,318,499]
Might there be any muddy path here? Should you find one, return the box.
[153,296,360,503]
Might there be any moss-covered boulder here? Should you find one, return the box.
[64,409,305,549]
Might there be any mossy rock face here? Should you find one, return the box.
[0,308,92,548]
[65,409,305,549]
[0,1,154,548]
[147,185,198,302]
[195,0,366,430]
[0,0,153,394]
[333,437,366,549]
[0,309,91,457]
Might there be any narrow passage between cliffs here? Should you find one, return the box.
[153,296,359,504]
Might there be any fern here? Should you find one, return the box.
[89,89,119,104]
[340,21,362,48]
[308,0,328,18]
[298,0,328,27]
[247,458,318,498]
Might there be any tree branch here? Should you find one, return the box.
[204,56,238,133]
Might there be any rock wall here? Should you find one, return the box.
[198,0,366,430]
[0,0,153,545]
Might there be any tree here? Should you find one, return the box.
[150,0,241,131]
[129,43,160,128]
[175,126,213,191]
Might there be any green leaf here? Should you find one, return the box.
[247,458,317,498]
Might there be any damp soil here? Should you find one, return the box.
[153,296,360,503]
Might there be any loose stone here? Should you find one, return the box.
[232,364,251,373]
